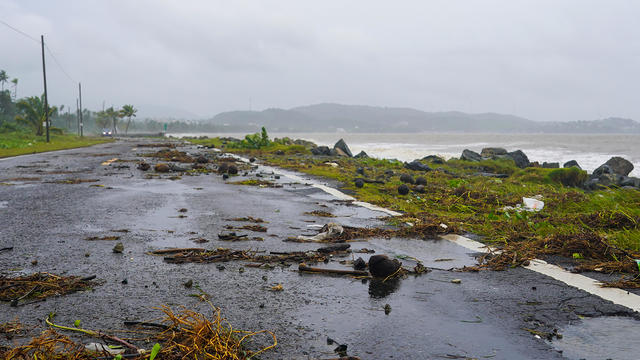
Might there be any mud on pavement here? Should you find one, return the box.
[1,139,639,359]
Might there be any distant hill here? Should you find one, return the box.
[204,103,640,133]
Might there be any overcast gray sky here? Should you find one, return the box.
[1,0,638,121]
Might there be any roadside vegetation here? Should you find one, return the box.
[186,129,640,287]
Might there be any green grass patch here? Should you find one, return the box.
[0,132,112,158]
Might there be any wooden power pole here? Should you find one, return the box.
[78,82,83,137]
[41,35,50,142]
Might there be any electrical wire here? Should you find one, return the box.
[1,18,77,84]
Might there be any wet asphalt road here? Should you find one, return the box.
[0,139,638,360]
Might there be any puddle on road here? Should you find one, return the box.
[364,237,477,269]
[551,316,640,360]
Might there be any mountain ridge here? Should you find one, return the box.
[203,103,640,133]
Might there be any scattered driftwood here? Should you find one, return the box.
[85,236,120,241]
[225,216,265,223]
[224,224,268,232]
[150,248,206,255]
[298,263,369,276]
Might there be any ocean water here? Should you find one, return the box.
[171,132,640,177]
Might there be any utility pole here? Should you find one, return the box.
[78,82,83,137]
[41,35,50,142]
[76,98,80,135]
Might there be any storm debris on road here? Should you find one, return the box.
[0,273,99,306]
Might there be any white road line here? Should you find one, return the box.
[228,154,640,313]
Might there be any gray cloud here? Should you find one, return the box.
[1,0,638,121]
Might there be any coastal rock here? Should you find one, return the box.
[422,155,445,164]
[602,156,634,176]
[542,162,560,169]
[397,184,409,195]
[461,149,482,162]
[405,160,432,172]
[154,163,170,173]
[414,184,425,193]
[368,255,402,278]
[354,151,369,158]
[353,257,367,270]
[399,174,414,184]
[168,163,187,172]
[196,156,209,164]
[333,139,353,157]
[218,162,229,173]
[294,139,317,148]
[592,164,613,177]
[330,148,348,157]
[415,176,427,186]
[563,160,581,169]
[354,178,364,188]
[505,150,530,168]
[481,147,507,158]
[619,176,640,188]
[137,162,150,171]
[228,164,238,175]
[311,146,331,156]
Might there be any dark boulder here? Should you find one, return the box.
[356,167,365,175]
[603,156,634,176]
[422,155,445,164]
[505,150,530,168]
[397,184,410,195]
[228,164,238,175]
[311,146,331,156]
[461,149,482,162]
[354,178,364,188]
[399,174,414,184]
[368,255,402,278]
[592,164,614,177]
[414,184,425,193]
[384,170,395,176]
[168,163,187,172]
[480,147,507,158]
[563,160,581,169]
[415,176,427,186]
[354,151,369,158]
[542,162,560,169]
[222,173,229,180]
[404,160,432,172]
[249,157,256,163]
[333,139,353,157]
[218,162,229,173]
[353,257,367,270]
[137,162,150,171]
[196,156,209,164]
[619,176,640,188]
[154,163,170,173]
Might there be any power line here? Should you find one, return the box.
[0,18,39,43]
[1,18,76,84]
[45,44,76,83]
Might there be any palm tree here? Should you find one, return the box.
[11,78,18,100]
[0,70,8,91]
[14,95,56,136]
[120,104,137,135]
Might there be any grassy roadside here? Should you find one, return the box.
[185,134,640,286]
[0,132,113,158]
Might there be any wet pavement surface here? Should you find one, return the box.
[1,139,639,359]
